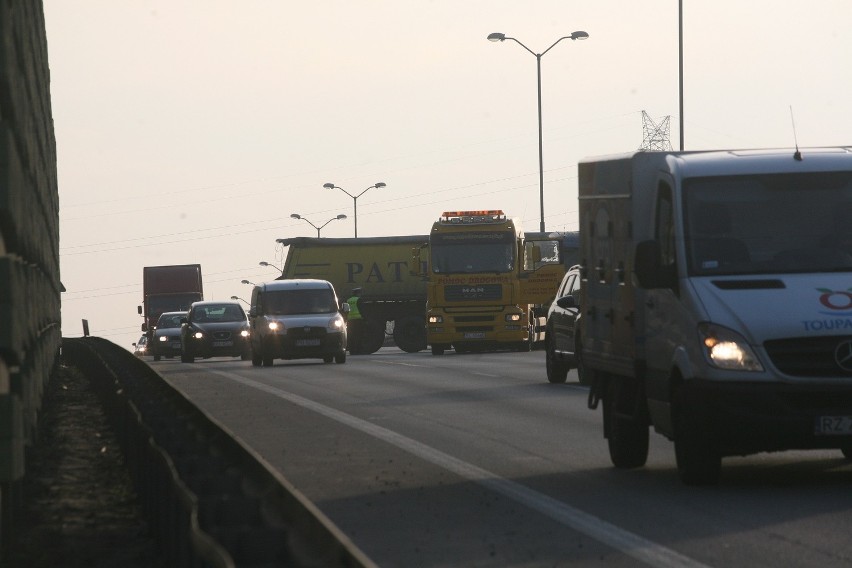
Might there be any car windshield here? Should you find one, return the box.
[264,289,337,315]
[156,314,184,328]
[191,304,246,322]
[683,171,852,276]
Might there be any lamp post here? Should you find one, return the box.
[230,295,249,305]
[487,30,589,232]
[290,213,348,237]
[259,261,282,271]
[323,182,386,237]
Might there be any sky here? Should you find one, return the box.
[45,1,852,349]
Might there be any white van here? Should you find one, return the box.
[578,147,852,484]
[248,279,349,366]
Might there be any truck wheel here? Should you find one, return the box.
[545,334,569,384]
[605,380,649,469]
[673,387,721,485]
[360,319,386,354]
[431,345,445,356]
[334,351,346,364]
[393,316,426,353]
[251,346,262,367]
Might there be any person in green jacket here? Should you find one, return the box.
[346,288,363,353]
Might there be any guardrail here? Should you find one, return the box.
[62,337,376,568]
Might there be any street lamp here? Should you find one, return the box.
[240,279,256,286]
[230,295,249,305]
[290,213,348,237]
[323,182,386,237]
[487,30,589,232]
[259,261,282,271]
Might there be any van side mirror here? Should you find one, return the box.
[141,323,147,332]
[556,295,578,309]
[634,240,675,289]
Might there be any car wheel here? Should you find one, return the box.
[154,354,161,362]
[575,337,591,386]
[262,347,274,367]
[323,355,333,363]
[673,386,721,485]
[545,334,569,384]
[334,351,346,364]
[181,351,194,363]
[605,379,649,469]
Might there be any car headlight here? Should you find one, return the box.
[698,323,763,371]
[268,321,280,331]
[158,335,168,342]
[240,329,250,337]
[429,315,443,324]
[328,315,344,330]
[193,331,204,340]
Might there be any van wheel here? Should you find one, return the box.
[673,387,721,485]
[605,379,649,469]
[545,334,569,384]
[334,351,346,364]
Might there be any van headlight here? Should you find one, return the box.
[698,323,763,371]
[328,315,344,331]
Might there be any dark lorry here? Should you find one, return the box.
[138,264,204,340]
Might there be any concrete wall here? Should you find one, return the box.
[0,0,62,553]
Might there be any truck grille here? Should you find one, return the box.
[764,335,852,377]
[444,284,502,302]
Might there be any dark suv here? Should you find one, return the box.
[180,301,251,363]
[545,265,586,384]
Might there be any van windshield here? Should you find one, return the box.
[683,171,852,276]
[264,289,337,315]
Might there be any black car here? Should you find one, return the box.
[151,311,186,361]
[545,265,587,384]
[180,301,251,363]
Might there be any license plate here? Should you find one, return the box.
[463,332,486,339]
[296,339,320,347]
[170,342,181,349]
[212,340,233,347]
[815,416,852,435]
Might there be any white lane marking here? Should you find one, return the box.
[208,369,709,568]
[373,360,430,368]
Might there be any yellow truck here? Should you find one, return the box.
[413,210,570,355]
[276,236,429,354]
